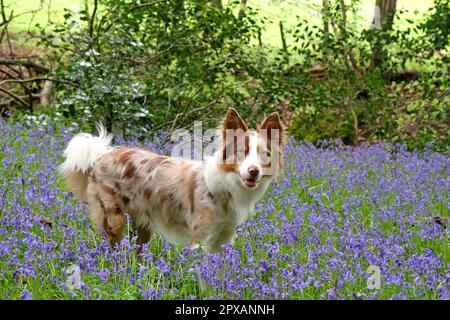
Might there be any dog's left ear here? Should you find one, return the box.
[258,112,285,145]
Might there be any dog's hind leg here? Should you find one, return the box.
[86,182,126,246]
[86,183,106,233]
[104,207,126,246]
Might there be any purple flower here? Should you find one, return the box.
[1,119,448,300]
[20,290,32,300]
[155,257,170,274]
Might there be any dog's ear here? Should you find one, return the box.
[221,108,248,135]
[258,112,285,145]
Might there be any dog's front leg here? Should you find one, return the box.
[204,226,236,254]
[136,226,152,254]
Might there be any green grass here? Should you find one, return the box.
[4,0,83,31]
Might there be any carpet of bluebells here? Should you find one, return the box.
[0,120,449,300]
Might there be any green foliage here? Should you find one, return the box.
[282,0,450,149]
[420,0,450,51]
[5,0,449,149]
[37,0,267,138]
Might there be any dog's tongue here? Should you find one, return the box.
[243,178,256,188]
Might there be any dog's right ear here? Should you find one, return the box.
[258,112,285,145]
[221,108,248,136]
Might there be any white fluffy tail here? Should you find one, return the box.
[60,124,113,200]
[60,123,113,175]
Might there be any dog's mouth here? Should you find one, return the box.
[239,174,258,189]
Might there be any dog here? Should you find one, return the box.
[60,108,285,253]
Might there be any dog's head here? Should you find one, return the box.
[217,108,285,190]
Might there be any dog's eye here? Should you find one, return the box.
[260,150,271,158]
[237,149,245,156]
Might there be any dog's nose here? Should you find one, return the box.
[248,166,260,177]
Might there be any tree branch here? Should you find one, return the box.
[88,0,98,38]
[0,86,31,110]
[0,59,50,73]
[0,77,78,87]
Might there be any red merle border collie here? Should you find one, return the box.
[60,108,285,253]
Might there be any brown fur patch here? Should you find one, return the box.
[143,188,152,199]
[101,184,116,196]
[122,196,130,206]
[122,162,136,179]
[136,227,152,250]
[90,173,97,183]
[218,162,238,173]
[105,211,125,244]
[220,192,231,210]
[116,149,136,165]
[159,190,169,203]
[200,210,214,226]
[103,214,108,232]
[193,210,214,232]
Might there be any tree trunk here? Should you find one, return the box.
[373,0,397,30]
[279,21,288,55]
[209,0,222,8]
[371,0,397,69]
[322,0,329,36]
[238,0,247,19]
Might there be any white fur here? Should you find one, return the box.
[239,131,263,181]
[204,132,271,227]
[60,123,113,175]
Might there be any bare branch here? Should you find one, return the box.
[0,86,31,110]
[0,77,77,87]
[0,59,51,73]
[88,0,99,38]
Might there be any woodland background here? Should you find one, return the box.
[0,0,449,148]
